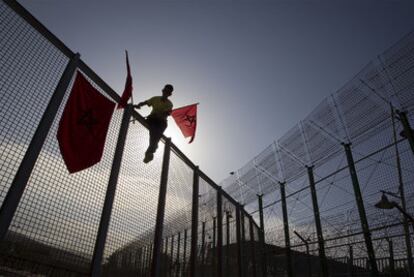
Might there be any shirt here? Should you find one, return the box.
[147,96,173,120]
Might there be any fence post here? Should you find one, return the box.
[176,232,181,277]
[150,137,172,277]
[236,204,243,277]
[388,238,395,277]
[0,53,80,242]
[343,143,379,276]
[397,110,414,155]
[280,182,294,277]
[257,194,267,277]
[249,215,258,277]
[90,104,132,276]
[170,235,175,277]
[226,210,231,275]
[348,244,354,277]
[201,221,206,277]
[241,206,247,274]
[189,166,199,277]
[183,229,188,275]
[217,187,224,277]
[307,166,329,277]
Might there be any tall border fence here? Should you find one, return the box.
[0,1,262,276]
[221,23,414,277]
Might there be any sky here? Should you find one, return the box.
[18,0,414,182]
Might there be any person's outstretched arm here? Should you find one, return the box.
[134,100,148,109]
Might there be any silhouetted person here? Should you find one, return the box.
[135,84,173,163]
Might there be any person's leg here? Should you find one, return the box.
[144,118,167,163]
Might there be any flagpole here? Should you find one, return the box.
[125,50,136,124]
[172,102,199,111]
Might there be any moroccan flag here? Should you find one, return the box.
[171,103,198,143]
[57,71,116,173]
[117,50,133,109]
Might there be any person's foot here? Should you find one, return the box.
[143,152,154,163]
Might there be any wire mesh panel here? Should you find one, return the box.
[0,69,121,276]
[162,150,194,277]
[101,117,164,276]
[0,1,69,206]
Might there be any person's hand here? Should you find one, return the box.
[134,103,143,109]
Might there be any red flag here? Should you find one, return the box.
[117,50,133,109]
[57,71,116,173]
[171,103,198,143]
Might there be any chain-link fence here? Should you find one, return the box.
[0,1,261,276]
[221,24,414,277]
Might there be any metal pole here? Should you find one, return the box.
[249,215,258,277]
[307,166,329,277]
[226,211,231,276]
[189,167,199,277]
[280,183,294,277]
[397,110,414,155]
[183,229,188,276]
[170,235,175,277]
[257,194,267,277]
[388,238,395,277]
[236,204,243,277]
[241,206,246,274]
[343,143,379,276]
[213,216,217,249]
[217,188,224,277]
[90,104,132,276]
[0,53,80,242]
[348,245,354,277]
[151,138,172,277]
[201,221,206,277]
[176,232,181,277]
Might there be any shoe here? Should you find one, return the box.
[143,153,154,163]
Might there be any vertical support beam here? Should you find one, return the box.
[217,188,224,277]
[348,244,354,277]
[213,216,217,249]
[257,194,267,277]
[91,104,132,276]
[161,237,167,274]
[307,166,329,277]
[151,138,172,277]
[397,110,414,155]
[170,235,175,277]
[280,182,294,277]
[176,232,181,277]
[212,216,217,273]
[201,221,206,277]
[249,215,258,277]
[343,143,379,276]
[189,167,199,277]
[0,53,80,241]
[226,211,231,275]
[183,229,188,276]
[241,208,247,275]
[236,204,243,277]
[388,238,395,277]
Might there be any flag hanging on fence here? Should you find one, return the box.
[171,103,198,143]
[57,71,116,173]
[117,50,133,109]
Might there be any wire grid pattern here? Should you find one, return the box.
[1,69,121,275]
[220,30,414,275]
[0,1,69,205]
[101,117,164,276]
[161,150,193,277]
[0,2,259,276]
[195,176,217,276]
